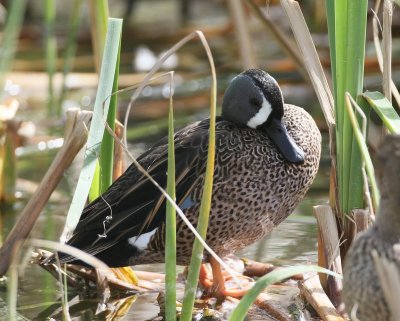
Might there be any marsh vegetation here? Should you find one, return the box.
[0,0,399,320]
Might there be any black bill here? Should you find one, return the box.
[263,117,305,164]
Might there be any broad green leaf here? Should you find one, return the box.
[61,18,123,240]
[362,91,400,134]
[345,94,380,210]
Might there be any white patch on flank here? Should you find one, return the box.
[128,228,158,250]
[246,96,272,129]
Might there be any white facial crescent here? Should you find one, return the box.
[246,96,272,129]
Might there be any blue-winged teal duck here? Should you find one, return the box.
[57,69,321,296]
[343,135,400,321]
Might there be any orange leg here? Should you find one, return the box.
[199,263,213,288]
[199,257,253,298]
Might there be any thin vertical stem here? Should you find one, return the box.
[0,0,27,93]
[88,0,109,73]
[44,0,57,115]
[165,72,177,321]
[180,32,217,321]
[58,0,83,115]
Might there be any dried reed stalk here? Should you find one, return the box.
[372,0,400,107]
[299,274,345,321]
[0,108,91,276]
[313,205,343,308]
[227,0,257,69]
[112,120,125,180]
[254,292,293,321]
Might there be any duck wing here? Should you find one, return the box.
[60,118,214,263]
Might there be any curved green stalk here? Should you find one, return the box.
[180,33,217,321]
[228,265,341,321]
[345,94,379,211]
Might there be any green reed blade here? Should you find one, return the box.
[89,161,100,202]
[88,0,109,72]
[99,39,121,193]
[333,0,347,213]
[344,0,368,213]
[345,94,379,210]
[62,18,122,239]
[330,0,368,216]
[228,265,341,321]
[0,0,27,93]
[58,0,83,115]
[362,91,400,134]
[88,0,109,196]
[44,0,57,115]
[325,0,335,98]
[165,74,177,321]
[180,34,217,321]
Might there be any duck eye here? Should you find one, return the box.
[249,97,261,108]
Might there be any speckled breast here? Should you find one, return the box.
[173,104,321,265]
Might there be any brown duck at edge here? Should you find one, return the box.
[50,69,321,297]
[343,134,400,320]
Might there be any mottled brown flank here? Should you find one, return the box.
[132,104,321,265]
[342,228,398,321]
[342,135,400,321]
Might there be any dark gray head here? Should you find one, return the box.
[222,69,304,164]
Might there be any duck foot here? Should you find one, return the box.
[199,257,254,299]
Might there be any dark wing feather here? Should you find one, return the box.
[60,118,213,262]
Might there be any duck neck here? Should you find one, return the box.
[375,195,400,237]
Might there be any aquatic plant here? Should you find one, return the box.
[44,0,57,115]
[61,18,123,240]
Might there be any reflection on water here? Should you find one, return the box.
[237,192,326,266]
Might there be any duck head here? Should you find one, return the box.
[222,69,305,164]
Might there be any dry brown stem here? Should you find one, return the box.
[242,259,303,280]
[245,0,308,81]
[313,205,343,308]
[254,292,293,321]
[227,0,257,69]
[299,274,345,321]
[65,265,145,293]
[352,209,369,235]
[113,120,125,180]
[0,108,91,276]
